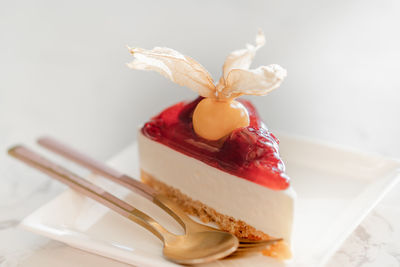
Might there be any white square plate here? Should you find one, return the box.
[20,134,400,267]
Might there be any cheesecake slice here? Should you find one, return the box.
[128,30,295,259]
[138,97,295,259]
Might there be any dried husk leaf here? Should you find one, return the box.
[220,29,266,84]
[127,47,216,98]
[220,64,287,99]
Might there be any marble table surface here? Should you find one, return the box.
[1,137,400,267]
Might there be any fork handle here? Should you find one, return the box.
[8,145,170,241]
[37,136,156,201]
[38,136,191,229]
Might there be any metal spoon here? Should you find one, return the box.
[8,145,239,265]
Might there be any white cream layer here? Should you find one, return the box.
[138,131,296,244]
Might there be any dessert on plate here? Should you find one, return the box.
[128,30,295,259]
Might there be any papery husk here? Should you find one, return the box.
[128,47,216,98]
[127,30,286,100]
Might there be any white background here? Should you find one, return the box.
[1,0,400,266]
[1,0,399,160]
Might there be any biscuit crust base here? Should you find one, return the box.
[141,170,291,259]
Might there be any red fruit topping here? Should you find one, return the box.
[142,97,290,190]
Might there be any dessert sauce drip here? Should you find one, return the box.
[142,97,290,190]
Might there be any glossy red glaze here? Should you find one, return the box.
[142,97,290,190]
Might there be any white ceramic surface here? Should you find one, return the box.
[19,134,400,267]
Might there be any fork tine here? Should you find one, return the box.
[239,239,282,250]
[230,239,282,258]
[238,238,282,244]
[226,245,272,258]
[237,238,282,248]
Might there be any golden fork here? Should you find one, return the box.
[37,136,281,251]
[8,145,239,264]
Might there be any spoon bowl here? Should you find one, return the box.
[163,231,239,264]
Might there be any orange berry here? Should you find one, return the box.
[193,98,250,141]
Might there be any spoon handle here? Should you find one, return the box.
[37,136,190,228]
[37,136,156,201]
[8,145,170,241]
